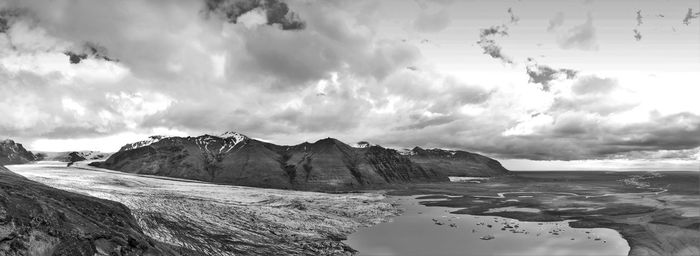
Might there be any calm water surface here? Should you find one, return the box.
[346,195,630,256]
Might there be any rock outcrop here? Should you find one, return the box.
[405,147,509,177]
[0,139,35,165]
[92,133,448,190]
[0,165,181,255]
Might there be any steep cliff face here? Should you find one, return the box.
[0,139,35,165]
[406,147,509,177]
[0,165,179,256]
[94,134,447,190]
[362,146,442,183]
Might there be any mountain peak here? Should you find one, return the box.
[314,137,346,146]
[1,139,16,144]
[219,131,248,141]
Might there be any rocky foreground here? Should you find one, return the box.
[8,162,401,256]
[0,165,181,255]
[0,140,36,165]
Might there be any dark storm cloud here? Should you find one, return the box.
[64,42,117,64]
[682,8,699,25]
[204,0,305,30]
[373,110,700,161]
[525,58,578,91]
[557,14,598,50]
[547,12,565,32]
[0,8,26,33]
[0,7,28,44]
[476,25,512,64]
[617,148,699,161]
[0,11,12,33]
[633,29,642,41]
[600,112,700,153]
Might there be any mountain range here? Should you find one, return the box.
[91,132,509,190]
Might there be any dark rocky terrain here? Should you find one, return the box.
[0,139,36,165]
[0,165,183,256]
[405,147,509,177]
[92,133,483,190]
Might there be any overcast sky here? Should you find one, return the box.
[1,0,699,170]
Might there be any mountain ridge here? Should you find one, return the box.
[91,132,509,190]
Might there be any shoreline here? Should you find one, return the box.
[385,172,700,256]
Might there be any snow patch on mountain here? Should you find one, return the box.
[398,148,416,156]
[118,132,249,153]
[119,135,166,152]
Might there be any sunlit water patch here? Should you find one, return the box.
[346,196,630,256]
[485,206,541,213]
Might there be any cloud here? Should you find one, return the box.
[507,8,519,24]
[547,12,565,32]
[682,8,700,25]
[633,29,642,41]
[203,0,305,30]
[1,0,699,166]
[556,13,598,50]
[475,7,523,64]
[412,9,451,33]
[571,76,616,95]
[64,42,117,64]
[636,9,643,26]
[525,58,578,91]
[601,112,700,154]
[476,25,512,64]
[0,1,408,140]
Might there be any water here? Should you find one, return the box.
[346,196,630,256]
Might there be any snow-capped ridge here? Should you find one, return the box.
[219,131,248,144]
[119,135,166,152]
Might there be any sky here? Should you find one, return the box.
[0,0,699,171]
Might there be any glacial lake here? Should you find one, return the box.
[346,195,630,256]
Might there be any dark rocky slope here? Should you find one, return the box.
[0,165,181,255]
[92,133,449,190]
[0,139,36,165]
[406,147,509,177]
[263,138,444,190]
